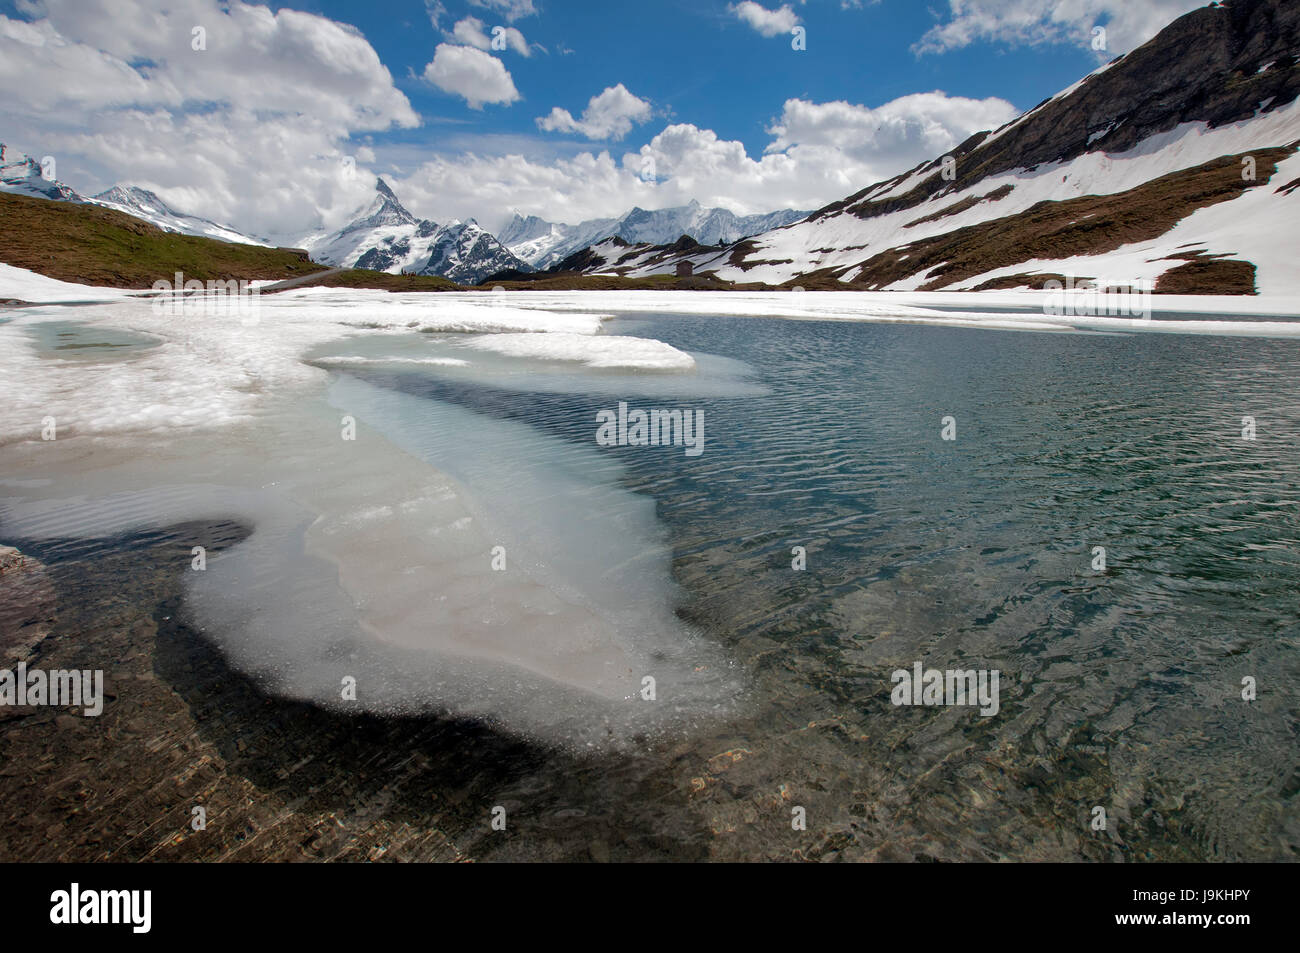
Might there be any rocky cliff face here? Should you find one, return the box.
[816,0,1300,226]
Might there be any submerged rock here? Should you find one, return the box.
[0,546,24,573]
[0,545,56,663]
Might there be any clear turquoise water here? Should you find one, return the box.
[342,313,1300,860]
[6,310,1298,861]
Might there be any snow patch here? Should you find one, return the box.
[462,332,696,370]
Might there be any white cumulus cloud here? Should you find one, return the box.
[730,2,801,38]
[536,84,653,141]
[0,0,416,239]
[450,16,530,56]
[765,92,1019,163]
[468,0,537,22]
[394,89,1023,229]
[423,43,520,109]
[914,0,1206,56]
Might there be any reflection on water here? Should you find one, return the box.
[4,312,1299,861]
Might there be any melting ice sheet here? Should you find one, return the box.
[0,292,750,747]
[459,331,696,370]
[306,331,768,399]
[0,387,738,746]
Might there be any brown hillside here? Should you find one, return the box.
[0,191,326,289]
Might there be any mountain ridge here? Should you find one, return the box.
[301,177,530,285]
[1,143,272,248]
[498,200,811,269]
[5,0,1297,296]
[521,0,1300,296]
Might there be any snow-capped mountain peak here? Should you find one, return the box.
[93,185,180,217]
[497,213,556,247]
[339,176,418,235]
[88,183,271,247]
[2,143,270,247]
[500,201,811,269]
[0,143,83,203]
[302,179,529,284]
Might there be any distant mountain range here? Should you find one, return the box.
[89,185,273,247]
[497,201,810,269]
[0,147,532,284]
[297,178,530,286]
[0,146,270,246]
[5,0,1297,295]
[2,145,809,287]
[528,0,1299,296]
[298,182,811,284]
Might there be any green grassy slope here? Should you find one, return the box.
[0,191,326,289]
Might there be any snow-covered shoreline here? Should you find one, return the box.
[6,262,1298,323]
[411,288,1300,337]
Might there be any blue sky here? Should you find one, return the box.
[293,0,1095,161]
[0,0,1205,237]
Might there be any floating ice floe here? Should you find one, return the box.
[461,331,697,370]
